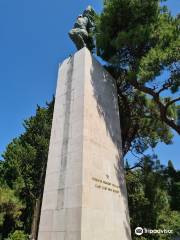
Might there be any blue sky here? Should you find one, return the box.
[0,0,179,169]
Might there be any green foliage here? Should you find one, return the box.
[5,231,28,240]
[0,98,54,238]
[177,106,180,125]
[126,157,180,240]
[0,186,24,238]
[96,0,180,155]
[171,182,180,211]
[165,161,180,212]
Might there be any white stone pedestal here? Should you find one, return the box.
[38,48,131,240]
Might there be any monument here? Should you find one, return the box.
[37,6,131,240]
[69,6,96,51]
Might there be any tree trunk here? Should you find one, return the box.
[31,197,42,240]
[31,160,47,240]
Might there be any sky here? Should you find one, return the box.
[0,0,179,169]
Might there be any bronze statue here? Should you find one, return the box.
[69,6,96,51]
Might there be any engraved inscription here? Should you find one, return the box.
[92,177,120,194]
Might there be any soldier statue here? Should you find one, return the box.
[69,6,96,51]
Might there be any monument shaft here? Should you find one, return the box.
[38,48,131,240]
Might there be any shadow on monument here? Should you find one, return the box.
[90,54,131,239]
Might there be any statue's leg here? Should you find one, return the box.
[76,33,86,49]
[80,29,88,47]
[69,29,83,50]
[69,28,89,50]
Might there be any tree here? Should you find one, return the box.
[165,160,180,211]
[5,231,28,240]
[96,0,180,157]
[126,157,180,240]
[0,99,54,239]
[0,186,24,239]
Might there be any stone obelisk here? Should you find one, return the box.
[38,48,131,240]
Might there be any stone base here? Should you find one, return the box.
[38,48,131,240]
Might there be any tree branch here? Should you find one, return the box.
[157,79,174,94]
[128,78,180,134]
[165,97,180,109]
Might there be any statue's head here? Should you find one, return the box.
[83,5,95,17]
[86,5,93,12]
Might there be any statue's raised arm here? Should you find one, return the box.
[69,6,96,51]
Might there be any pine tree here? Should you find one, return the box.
[96,0,180,157]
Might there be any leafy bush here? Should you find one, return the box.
[5,231,28,240]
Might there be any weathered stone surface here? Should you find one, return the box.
[38,48,131,240]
